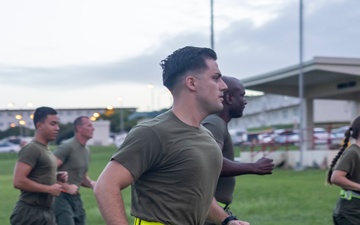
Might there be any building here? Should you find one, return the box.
[0,107,136,132]
[228,94,354,131]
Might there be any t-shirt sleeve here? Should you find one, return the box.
[53,143,71,162]
[202,119,225,148]
[334,149,358,173]
[18,145,41,168]
[111,125,162,180]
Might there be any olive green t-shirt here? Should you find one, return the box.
[112,110,223,225]
[54,137,90,187]
[202,114,236,205]
[334,144,360,186]
[17,140,57,208]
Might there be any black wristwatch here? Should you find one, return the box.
[221,215,238,225]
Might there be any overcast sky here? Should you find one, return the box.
[1,0,359,111]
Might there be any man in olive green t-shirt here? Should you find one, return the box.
[202,76,274,225]
[10,106,66,225]
[94,46,250,225]
[53,116,96,225]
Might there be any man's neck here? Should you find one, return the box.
[216,111,231,124]
[75,133,88,146]
[171,105,206,127]
[34,133,48,146]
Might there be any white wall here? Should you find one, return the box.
[239,149,338,169]
[87,120,110,146]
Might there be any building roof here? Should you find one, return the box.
[242,56,360,100]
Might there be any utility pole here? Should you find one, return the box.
[210,0,214,49]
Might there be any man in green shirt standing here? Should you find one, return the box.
[10,106,66,225]
[53,116,97,225]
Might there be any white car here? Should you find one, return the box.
[313,127,334,144]
[0,142,21,153]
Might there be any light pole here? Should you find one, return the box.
[118,97,124,133]
[210,0,214,49]
[298,0,305,171]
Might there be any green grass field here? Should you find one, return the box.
[0,146,341,225]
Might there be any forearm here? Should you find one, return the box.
[81,175,95,189]
[220,160,257,177]
[220,157,274,177]
[332,177,360,191]
[14,177,52,193]
[207,198,229,225]
[94,183,128,225]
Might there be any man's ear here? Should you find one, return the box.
[224,92,232,105]
[36,121,43,130]
[185,76,197,91]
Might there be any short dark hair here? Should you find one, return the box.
[160,46,217,90]
[73,116,89,132]
[33,106,57,128]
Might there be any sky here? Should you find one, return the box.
[1,0,359,111]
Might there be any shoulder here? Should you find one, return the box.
[53,138,75,155]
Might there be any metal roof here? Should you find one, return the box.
[242,56,360,100]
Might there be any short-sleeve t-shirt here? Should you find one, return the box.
[334,144,360,187]
[17,140,57,208]
[54,137,90,187]
[202,114,236,205]
[112,110,223,225]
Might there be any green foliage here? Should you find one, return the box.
[0,146,341,225]
[55,123,74,145]
[0,127,34,140]
[99,109,136,133]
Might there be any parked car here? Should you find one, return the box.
[229,129,247,145]
[274,129,299,144]
[313,127,334,144]
[331,126,349,139]
[0,142,21,153]
[331,126,350,146]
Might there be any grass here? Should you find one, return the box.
[0,146,341,225]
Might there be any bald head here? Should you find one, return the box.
[221,76,247,119]
[222,76,244,95]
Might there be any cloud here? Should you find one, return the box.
[0,31,210,89]
[215,0,360,78]
[1,0,359,93]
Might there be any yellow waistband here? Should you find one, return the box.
[134,217,164,225]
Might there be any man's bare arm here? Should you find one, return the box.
[220,157,274,177]
[13,162,63,196]
[94,161,134,225]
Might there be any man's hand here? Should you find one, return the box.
[48,183,63,196]
[56,171,68,183]
[63,184,79,195]
[254,157,274,175]
[228,220,250,225]
[90,180,97,190]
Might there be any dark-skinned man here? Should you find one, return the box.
[202,76,274,224]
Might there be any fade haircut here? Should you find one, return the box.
[160,46,217,91]
[33,106,58,128]
[326,116,360,184]
[73,116,89,133]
